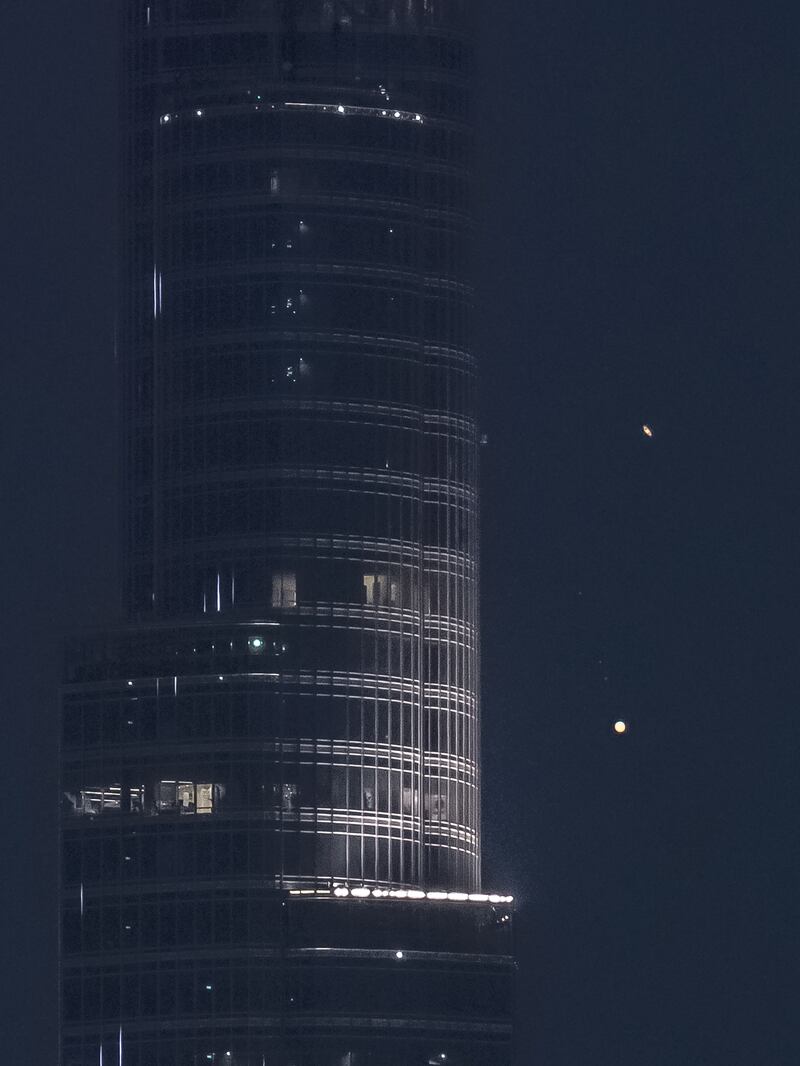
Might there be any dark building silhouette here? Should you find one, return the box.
[60,2,513,1063]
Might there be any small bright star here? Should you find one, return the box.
[614,720,627,734]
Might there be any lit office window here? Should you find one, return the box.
[271,571,297,608]
[363,572,401,606]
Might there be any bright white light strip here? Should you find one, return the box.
[293,887,513,904]
[159,103,424,127]
[283,101,423,123]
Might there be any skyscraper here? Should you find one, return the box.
[60,3,513,1063]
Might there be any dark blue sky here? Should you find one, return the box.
[1,2,796,1063]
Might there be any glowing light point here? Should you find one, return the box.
[395,950,405,959]
[614,720,628,734]
[642,424,653,438]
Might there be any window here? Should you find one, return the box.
[271,570,297,608]
[196,783,214,814]
[277,783,298,813]
[156,780,223,814]
[177,781,195,812]
[363,786,375,811]
[157,780,178,811]
[65,785,144,816]
[402,787,420,815]
[425,792,449,819]
[363,572,400,607]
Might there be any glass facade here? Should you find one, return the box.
[61,893,513,1065]
[61,2,513,1062]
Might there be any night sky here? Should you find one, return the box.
[1,2,797,1063]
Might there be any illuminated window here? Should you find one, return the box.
[271,571,297,608]
[425,792,449,819]
[363,786,375,811]
[278,783,298,813]
[177,781,195,812]
[363,572,401,606]
[80,786,119,815]
[67,785,145,816]
[157,780,177,811]
[196,783,214,814]
[156,780,223,815]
